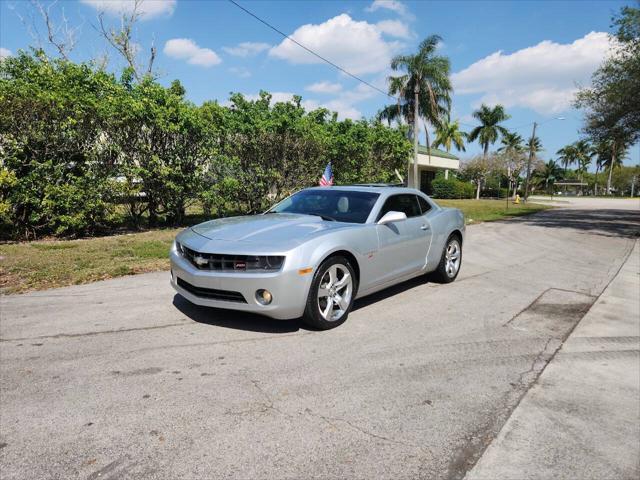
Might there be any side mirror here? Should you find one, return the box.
[377,210,407,225]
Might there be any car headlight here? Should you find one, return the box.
[243,256,285,272]
[174,241,185,256]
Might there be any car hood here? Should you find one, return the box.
[190,213,354,250]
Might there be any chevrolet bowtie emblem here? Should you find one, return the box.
[194,256,208,266]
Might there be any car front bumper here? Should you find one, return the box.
[169,249,312,320]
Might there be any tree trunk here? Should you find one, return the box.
[148,199,158,228]
[607,142,616,195]
[476,180,481,200]
[594,166,599,195]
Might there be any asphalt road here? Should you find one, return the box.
[1,201,639,479]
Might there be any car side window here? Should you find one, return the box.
[377,194,421,220]
[417,195,431,214]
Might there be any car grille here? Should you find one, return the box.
[177,277,247,303]
[181,246,284,272]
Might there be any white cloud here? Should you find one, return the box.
[366,0,409,17]
[452,31,614,114]
[222,42,271,57]
[80,0,175,19]
[242,92,299,104]
[0,47,12,59]
[269,14,401,75]
[305,81,343,94]
[376,19,411,39]
[229,67,251,78]
[164,38,221,67]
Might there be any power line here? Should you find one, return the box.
[227,0,393,99]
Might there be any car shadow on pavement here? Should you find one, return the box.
[514,208,640,238]
[172,294,306,333]
[352,274,431,311]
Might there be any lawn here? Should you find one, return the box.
[0,229,181,294]
[437,199,551,224]
[0,200,551,294]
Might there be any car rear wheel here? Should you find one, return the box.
[432,235,462,283]
[302,256,356,330]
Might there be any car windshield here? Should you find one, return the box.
[269,190,380,224]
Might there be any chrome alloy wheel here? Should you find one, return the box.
[445,239,461,277]
[317,264,353,322]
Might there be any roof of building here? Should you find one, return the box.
[417,145,460,161]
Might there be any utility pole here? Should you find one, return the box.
[523,121,537,202]
[413,82,420,189]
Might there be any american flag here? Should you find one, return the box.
[319,162,334,186]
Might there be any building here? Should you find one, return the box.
[406,145,461,195]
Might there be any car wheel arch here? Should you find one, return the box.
[318,249,360,288]
[449,229,463,245]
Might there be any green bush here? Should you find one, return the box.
[0,53,412,240]
[431,177,475,199]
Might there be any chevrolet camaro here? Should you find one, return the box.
[170,185,465,329]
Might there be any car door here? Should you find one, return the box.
[372,194,431,285]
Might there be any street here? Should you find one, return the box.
[1,200,639,479]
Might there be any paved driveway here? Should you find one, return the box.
[1,203,638,479]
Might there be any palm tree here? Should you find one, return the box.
[387,75,408,126]
[595,139,628,194]
[534,160,563,196]
[527,135,543,156]
[573,139,594,186]
[467,104,510,157]
[382,35,452,185]
[432,119,466,152]
[377,105,400,127]
[498,132,525,155]
[556,144,578,173]
[498,131,525,197]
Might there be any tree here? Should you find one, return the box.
[460,155,494,200]
[432,119,466,153]
[382,35,452,184]
[534,160,563,195]
[497,132,526,197]
[0,51,118,238]
[97,0,157,80]
[527,135,543,156]
[594,139,628,194]
[467,104,510,157]
[573,139,594,184]
[556,144,578,173]
[0,51,413,240]
[575,5,639,189]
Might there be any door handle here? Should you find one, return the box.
[420,224,430,230]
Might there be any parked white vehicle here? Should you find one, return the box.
[171,185,465,329]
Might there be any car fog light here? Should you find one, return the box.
[256,289,272,305]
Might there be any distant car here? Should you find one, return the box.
[170,185,465,329]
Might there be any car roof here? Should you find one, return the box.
[307,185,425,196]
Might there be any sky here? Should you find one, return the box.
[1,0,638,167]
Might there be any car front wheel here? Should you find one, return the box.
[302,256,356,330]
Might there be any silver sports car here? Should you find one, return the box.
[170,185,465,329]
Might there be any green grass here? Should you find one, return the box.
[0,229,181,294]
[436,199,552,224]
[0,199,551,294]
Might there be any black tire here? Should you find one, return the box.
[301,256,357,330]
[431,234,462,283]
